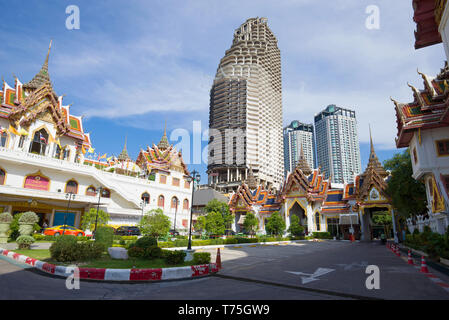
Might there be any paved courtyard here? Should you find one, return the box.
[1,240,448,300]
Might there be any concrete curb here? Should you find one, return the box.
[0,247,219,282]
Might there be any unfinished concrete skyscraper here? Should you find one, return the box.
[207,17,283,192]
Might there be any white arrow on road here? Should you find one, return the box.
[286,267,335,284]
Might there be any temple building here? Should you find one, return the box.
[389,0,449,235]
[0,43,193,231]
[227,133,396,241]
[391,64,449,234]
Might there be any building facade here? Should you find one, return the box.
[227,136,396,241]
[283,120,315,175]
[314,105,362,184]
[391,0,449,235]
[0,44,193,231]
[207,17,284,193]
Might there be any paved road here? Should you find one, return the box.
[1,241,448,300]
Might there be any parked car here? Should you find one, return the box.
[43,225,86,237]
[114,226,141,236]
[169,229,180,236]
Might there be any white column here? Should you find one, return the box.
[391,208,398,243]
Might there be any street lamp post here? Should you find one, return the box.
[187,170,200,251]
[173,197,178,235]
[62,192,75,236]
[93,186,104,239]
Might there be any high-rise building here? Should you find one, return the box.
[314,105,361,184]
[207,17,283,192]
[283,121,315,175]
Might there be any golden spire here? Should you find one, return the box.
[157,120,169,150]
[23,40,53,91]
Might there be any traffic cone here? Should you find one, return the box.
[216,248,222,270]
[395,245,401,257]
[420,256,429,273]
[407,250,414,265]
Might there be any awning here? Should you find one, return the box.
[339,213,358,225]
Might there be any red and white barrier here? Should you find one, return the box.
[0,248,218,281]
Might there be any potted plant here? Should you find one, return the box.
[0,212,13,244]
[16,235,35,250]
[18,211,39,236]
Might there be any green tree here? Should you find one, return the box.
[288,215,304,237]
[265,212,286,236]
[138,208,171,239]
[383,149,427,218]
[205,199,233,230]
[80,208,110,231]
[195,215,206,233]
[372,211,392,237]
[205,211,225,236]
[243,212,258,237]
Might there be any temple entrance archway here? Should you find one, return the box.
[361,206,393,241]
[289,201,307,227]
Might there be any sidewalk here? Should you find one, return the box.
[1,242,52,250]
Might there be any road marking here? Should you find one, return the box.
[286,267,335,284]
[335,262,369,271]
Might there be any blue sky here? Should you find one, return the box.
[0,0,446,183]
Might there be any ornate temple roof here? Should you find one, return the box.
[295,145,312,176]
[246,165,257,190]
[157,123,170,150]
[353,131,391,206]
[0,41,91,147]
[117,137,130,161]
[136,131,189,175]
[392,63,449,148]
[361,127,389,179]
[228,183,281,215]
[23,41,54,92]
[280,166,329,202]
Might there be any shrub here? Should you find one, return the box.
[0,212,13,223]
[144,246,163,259]
[128,246,146,258]
[423,226,432,234]
[164,250,186,265]
[49,235,79,262]
[193,252,211,264]
[95,226,114,250]
[157,241,175,248]
[312,232,332,239]
[18,211,39,224]
[134,236,158,248]
[16,235,35,249]
[174,239,189,247]
[288,215,304,237]
[224,238,238,244]
[413,229,420,236]
[48,235,103,262]
[72,242,104,261]
[32,234,45,241]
